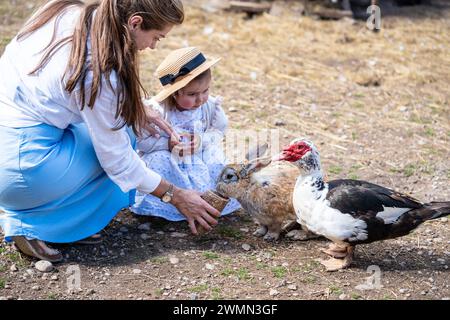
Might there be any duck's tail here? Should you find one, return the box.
[420,202,450,221]
[389,202,449,239]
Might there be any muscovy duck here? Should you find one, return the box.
[276,138,450,271]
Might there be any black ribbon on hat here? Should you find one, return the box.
[159,53,206,86]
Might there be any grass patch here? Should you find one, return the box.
[202,251,220,260]
[0,278,5,289]
[149,256,168,264]
[271,266,288,279]
[47,293,57,300]
[221,267,234,276]
[329,286,343,295]
[403,164,417,177]
[236,267,251,281]
[215,225,243,239]
[211,287,223,300]
[189,284,209,293]
[351,293,362,300]
[424,127,435,137]
[328,166,343,175]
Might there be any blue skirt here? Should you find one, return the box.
[0,123,134,243]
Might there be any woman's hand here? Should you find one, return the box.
[144,106,180,141]
[170,187,221,235]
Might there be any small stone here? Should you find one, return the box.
[242,244,251,251]
[32,286,40,291]
[287,285,297,291]
[190,293,198,300]
[440,218,448,223]
[399,289,407,294]
[228,107,237,113]
[140,234,150,240]
[339,294,347,300]
[274,120,286,126]
[205,263,215,270]
[169,256,180,265]
[170,232,187,238]
[138,223,151,231]
[240,228,249,233]
[269,289,279,296]
[119,227,128,233]
[35,260,54,273]
[51,275,58,281]
[10,264,18,272]
[132,269,142,274]
[282,262,289,267]
[87,289,95,295]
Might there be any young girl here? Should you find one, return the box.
[132,47,241,221]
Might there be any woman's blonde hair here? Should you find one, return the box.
[18,0,184,135]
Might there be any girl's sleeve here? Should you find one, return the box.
[76,78,161,194]
[136,99,170,153]
[202,96,228,149]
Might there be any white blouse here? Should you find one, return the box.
[0,7,161,194]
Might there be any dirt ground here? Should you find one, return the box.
[0,0,449,300]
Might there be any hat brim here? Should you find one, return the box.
[154,57,221,103]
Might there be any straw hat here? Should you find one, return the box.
[154,47,221,102]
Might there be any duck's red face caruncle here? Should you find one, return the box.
[276,141,312,162]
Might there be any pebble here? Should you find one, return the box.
[119,227,128,233]
[138,223,151,231]
[399,289,407,294]
[32,286,40,291]
[169,256,180,264]
[10,264,18,272]
[440,218,448,223]
[287,285,297,291]
[339,294,347,300]
[269,289,279,296]
[35,260,54,273]
[228,107,237,113]
[170,232,187,238]
[132,269,142,274]
[242,244,251,251]
[190,293,198,300]
[51,275,58,281]
[205,263,215,270]
[274,120,286,126]
[140,234,150,240]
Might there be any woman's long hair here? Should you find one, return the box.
[17,0,184,135]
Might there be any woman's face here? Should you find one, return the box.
[129,16,173,51]
[174,76,211,111]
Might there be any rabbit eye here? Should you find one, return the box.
[222,169,238,183]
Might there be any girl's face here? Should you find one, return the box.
[129,16,173,51]
[174,76,211,111]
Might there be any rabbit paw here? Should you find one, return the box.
[253,225,268,237]
[263,231,280,241]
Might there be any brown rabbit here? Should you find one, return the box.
[216,144,316,241]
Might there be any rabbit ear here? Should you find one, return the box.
[245,143,269,161]
[239,157,272,177]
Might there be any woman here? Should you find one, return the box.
[0,0,220,262]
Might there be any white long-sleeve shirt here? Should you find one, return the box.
[0,7,161,193]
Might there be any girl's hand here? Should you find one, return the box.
[170,187,221,235]
[170,133,201,157]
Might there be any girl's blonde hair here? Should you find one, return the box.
[18,0,184,135]
[162,68,212,111]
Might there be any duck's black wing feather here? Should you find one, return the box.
[326,180,424,243]
[326,179,423,215]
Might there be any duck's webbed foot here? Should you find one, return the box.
[318,245,354,272]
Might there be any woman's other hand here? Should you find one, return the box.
[171,187,220,235]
